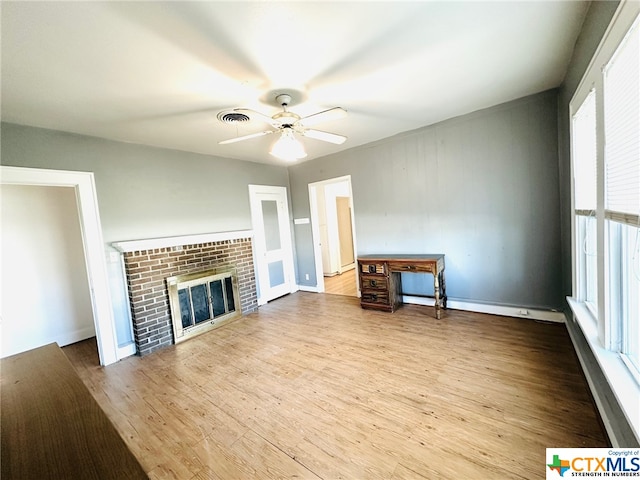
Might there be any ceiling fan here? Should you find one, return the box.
[218,94,347,161]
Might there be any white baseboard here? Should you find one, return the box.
[293,288,565,323]
[57,326,98,347]
[298,284,321,293]
[402,295,566,323]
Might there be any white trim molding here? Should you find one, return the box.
[307,175,359,295]
[112,230,254,253]
[568,297,640,446]
[402,295,566,323]
[297,284,322,293]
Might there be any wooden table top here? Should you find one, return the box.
[1,343,148,479]
[358,254,445,262]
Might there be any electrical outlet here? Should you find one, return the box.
[518,309,529,316]
[305,274,310,281]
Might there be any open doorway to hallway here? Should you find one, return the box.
[323,269,357,297]
[308,176,358,298]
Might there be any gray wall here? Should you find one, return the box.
[289,90,562,310]
[1,123,290,244]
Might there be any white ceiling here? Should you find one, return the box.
[1,1,588,165]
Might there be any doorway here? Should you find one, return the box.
[1,166,120,366]
[308,176,358,297]
[2,184,96,356]
[248,185,297,305]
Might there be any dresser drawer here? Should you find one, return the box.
[388,261,435,274]
[360,292,390,305]
[359,262,387,275]
[360,275,388,291]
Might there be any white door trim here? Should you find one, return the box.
[308,184,325,293]
[248,184,297,305]
[308,175,359,295]
[1,166,118,366]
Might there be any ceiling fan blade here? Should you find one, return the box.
[299,107,347,127]
[302,129,347,145]
[218,130,274,145]
[233,108,277,126]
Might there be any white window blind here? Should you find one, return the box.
[573,89,597,212]
[604,16,639,221]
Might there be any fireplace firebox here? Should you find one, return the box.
[167,268,240,343]
[114,232,257,356]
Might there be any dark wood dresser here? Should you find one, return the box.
[357,254,447,319]
[1,343,148,479]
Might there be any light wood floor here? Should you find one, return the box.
[64,292,607,479]
[323,268,357,297]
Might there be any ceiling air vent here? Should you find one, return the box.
[217,111,251,124]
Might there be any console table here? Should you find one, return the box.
[357,254,447,319]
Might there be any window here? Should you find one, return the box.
[604,14,640,377]
[572,90,598,313]
[608,222,640,376]
[569,1,640,441]
[570,6,639,380]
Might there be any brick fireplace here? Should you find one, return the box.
[114,232,257,356]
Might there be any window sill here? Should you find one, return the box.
[567,297,640,446]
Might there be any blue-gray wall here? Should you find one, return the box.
[1,123,290,244]
[289,90,562,310]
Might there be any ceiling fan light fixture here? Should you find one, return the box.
[221,93,347,161]
[270,129,307,162]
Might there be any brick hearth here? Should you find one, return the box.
[121,237,257,356]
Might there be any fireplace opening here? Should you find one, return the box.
[167,268,241,344]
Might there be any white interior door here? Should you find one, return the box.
[249,185,296,305]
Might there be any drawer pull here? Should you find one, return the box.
[405,265,416,270]
[370,279,377,287]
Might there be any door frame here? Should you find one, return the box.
[248,184,297,305]
[308,175,359,294]
[1,166,119,366]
